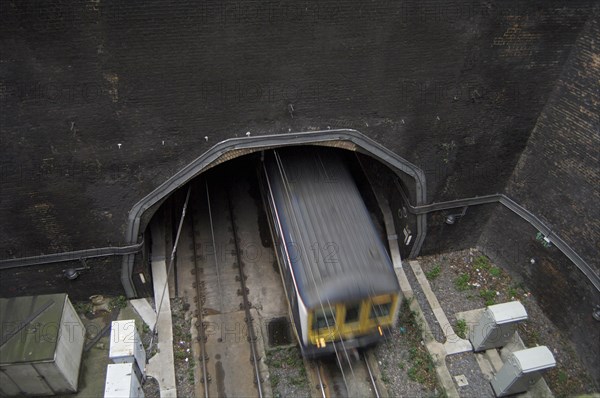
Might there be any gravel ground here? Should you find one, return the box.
[445,352,494,397]
[418,248,597,397]
[265,345,311,398]
[142,297,195,398]
[375,299,443,398]
[171,297,196,398]
[142,376,160,398]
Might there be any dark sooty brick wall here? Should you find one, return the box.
[1,0,593,255]
[0,0,598,373]
[479,14,600,382]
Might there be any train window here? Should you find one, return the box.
[313,307,336,330]
[344,304,360,324]
[370,302,392,319]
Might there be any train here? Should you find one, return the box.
[259,147,401,358]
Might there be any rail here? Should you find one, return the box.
[225,188,264,398]
[364,353,380,398]
[190,208,210,398]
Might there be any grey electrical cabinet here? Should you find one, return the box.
[104,363,145,398]
[491,346,556,397]
[0,294,86,396]
[471,301,527,352]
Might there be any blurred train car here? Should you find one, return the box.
[260,147,400,358]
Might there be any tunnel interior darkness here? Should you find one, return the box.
[141,145,417,296]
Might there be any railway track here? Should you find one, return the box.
[190,179,266,398]
[310,350,383,398]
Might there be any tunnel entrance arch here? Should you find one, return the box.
[122,129,427,297]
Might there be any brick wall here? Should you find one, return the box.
[1,0,593,258]
[479,13,600,380]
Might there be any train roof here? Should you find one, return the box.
[265,148,400,308]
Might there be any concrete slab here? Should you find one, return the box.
[229,177,288,320]
[146,221,177,398]
[130,298,156,330]
[454,374,469,387]
[202,309,271,397]
[409,260,472,355]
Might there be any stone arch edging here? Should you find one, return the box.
[121,129,427,297]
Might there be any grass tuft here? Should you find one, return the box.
[454,274,470,291]
[455,319,467,339]
[425,264,442,280]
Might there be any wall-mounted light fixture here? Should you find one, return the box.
[593,305,600,322]
[445,206,468,225]
[63,259,90,280]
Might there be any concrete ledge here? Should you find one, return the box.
[409,260,472,355]
[130,298,156,330]
[146,222,177,398]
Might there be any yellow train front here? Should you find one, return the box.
[260,147,401,358]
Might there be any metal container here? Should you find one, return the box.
[491,346,556,397]
[0,294,85,396]
[109,320,146,377]
[471,301,528,352]
[104,362,145,398]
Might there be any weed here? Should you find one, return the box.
[489,267,501,277]
[455,319,467,339]
[407,351,436,385]
[396,298,441,391]
[454,274,470,291]
[507,286,518,298]
[174,350,187,360]
[426,264,441,280]
[73,301,92,314]
[479,289,496,306]
[474,255,491,270]
[558,371,568,384]
[111,295,128,310]
[270,373,280,388]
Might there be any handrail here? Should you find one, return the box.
[0,241,144,269]
[395,181,600,292]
